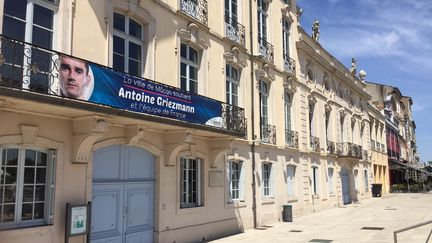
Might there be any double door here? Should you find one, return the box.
[91,145,154,243]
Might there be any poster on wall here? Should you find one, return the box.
[58,55,223,128]
[66,203,89,237]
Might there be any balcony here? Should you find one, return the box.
[283,54,296,76]
[327,141,336,155]
[285,129,298,149]
[337,142,363,159]
[222,104,246,135]
[180,0,208,25]
[258,38,274,63]
[310,135,320,153]
[261,123,276,144]
[0,34,247,136]
[224,15,245,47]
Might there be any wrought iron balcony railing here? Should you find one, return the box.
[224,15,245,47]
[337,142,362,159]
[371,139,376,150]
[327,140,336,155]
[180,0,208,25]
[362,150,368,161]
[283,54,296,76]
[221,104,247,135]
[285,129,298,149]
[0,34,247,135]
[258,37,274,63]
[310,135,320,153]
[261,123,276,144]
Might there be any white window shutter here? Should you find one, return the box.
[239,162,245,201]
[226,160,231,201]
[45,149,56,225]
[270,164,274,197]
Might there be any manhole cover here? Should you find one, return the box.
[290,230,302,233]
[384,208,397,210]
[361,227,385,230]
[309,239,333,243]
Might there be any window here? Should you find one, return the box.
[112,13,143,77]
[287,165,296,197]
[225,0,238,23]
[259,80,269,127]
[307,69,314,82]
[354,169,359,191]
[180,44,199,93]
[327,168,334,194]
[311,166,319,195]
[262,163,273,197]
[227,160,244,201]
[284,92,292,131]
[180,158,202,208]
[226,64,240,106]
[257,0,268,43]
[364,170,369,192]
[308,102,314,136]
[340,115,345,142]
[282,18,291,59]
[0,147,55,229]
[325,110,330,140]
[2,0,56,93]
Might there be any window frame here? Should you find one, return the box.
[226,64,240,106]
[257,0,268,43]
[0,145,55,230]
[284,92,292,131]
[259,80,269,126]
[180,157,203,208]
[282,17,291,59]
[180,43,200,94]
[112,12,144,77]
[227,160,244,202]
[286,165,296,197]
[2,0,58,93]
[311,166,319,195]
[262,162,273,198]
[327,167,334,194]
[364,169,369,192]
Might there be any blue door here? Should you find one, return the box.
[341,168,351,205]
[91,145,154,243]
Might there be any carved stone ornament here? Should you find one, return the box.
[224,46,247,68]
[307,94,317,105]
[20,125,38,145]
[209,138,233,168]
[283,77,297,93]
[72,117,109,164]
[177,23,208,49]
[127,125,147,145]
[255,63,275,84]
[165,131,198,166]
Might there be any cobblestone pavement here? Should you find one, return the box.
[211,193,432,243]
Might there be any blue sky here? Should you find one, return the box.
[297,0,432,163]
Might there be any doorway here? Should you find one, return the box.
[91,145,155,243]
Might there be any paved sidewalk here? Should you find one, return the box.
[211,193,432,243]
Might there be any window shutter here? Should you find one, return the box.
[270,164,274,198]
[45,149,56,225]
[239,162,245,201]
[226,160,232,201]
[316,167,320,195]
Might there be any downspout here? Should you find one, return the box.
[248,0,258,229]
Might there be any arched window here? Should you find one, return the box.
[307,69,314,82]
[113,13,144,76]
[226,64,240,106]
[180,44,200,93]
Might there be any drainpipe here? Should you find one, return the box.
[248,0,257,229]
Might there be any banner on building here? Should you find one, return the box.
[59,56,223,128]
